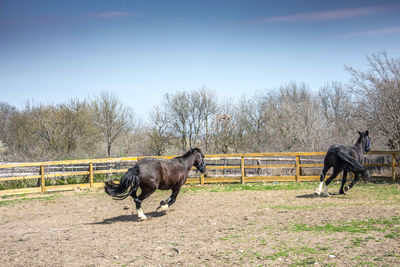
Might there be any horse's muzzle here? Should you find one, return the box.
[197,164,206,173]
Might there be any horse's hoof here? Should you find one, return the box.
[321,192,329,197]
[156,204,169,213]
[344,185,349,192]
[315,190,321,196]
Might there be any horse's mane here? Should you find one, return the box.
[177,148,202,159]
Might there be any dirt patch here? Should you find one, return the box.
[1,183,399,266]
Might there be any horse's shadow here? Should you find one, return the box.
[88,211,166,225]
[296,193,319,199]
[296,192,344,199]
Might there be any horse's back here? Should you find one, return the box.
[135,157,187,190]
[325,144,361,165]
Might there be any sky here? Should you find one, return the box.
[1,0,400,120]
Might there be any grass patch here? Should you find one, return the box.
[183,182,317,193]
[293,216,400,234]
[271,205,311,210]
[220,234,241,241]
[264,245,330,262]
[0,194,58,207]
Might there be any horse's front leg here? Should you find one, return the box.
[157,185,181,213]
[344,173,360,192]
[156,196,171,212]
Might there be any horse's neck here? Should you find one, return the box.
[352,140,364,160]
[182,153,196,170]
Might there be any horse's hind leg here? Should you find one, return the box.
[132,188,156,221]
[339,170,348,194]
[321,167,342,197]
[315,165,329,195]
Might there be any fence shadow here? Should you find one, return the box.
[87,211,166,224]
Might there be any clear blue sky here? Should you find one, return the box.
[1,0,400,119]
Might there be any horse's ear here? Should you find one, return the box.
[358,131,362,135]
[365,130,369,136]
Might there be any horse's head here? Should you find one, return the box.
[192,148,206,173]
[358,130,371,153]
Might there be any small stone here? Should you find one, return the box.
[113,255,119,259]
[328,255,335,258]
[278,257,283,261]
[172,247,180,254]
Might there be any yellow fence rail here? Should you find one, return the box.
[0,151,399,196]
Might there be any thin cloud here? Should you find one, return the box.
[252,4,400,23]
[84,12,134,19]
[333,25,400,38]
[1,11,134,25]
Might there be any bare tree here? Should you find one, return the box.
[210,102,237,153]
[163,88,218,152]
[235,93,272,152]
[319,82,354,144]
[347,51,400,149]
[193,88,218,151]
[163,91,191,152]
[148,105,171,155]
[0,102,16,147]
[89,91,134,157]
[269,82,325,151]
[0,140,6,161]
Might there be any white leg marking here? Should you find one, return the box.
[137,208,147,220]
[315,182,324,195]
[157,204,169,212]
[322,183,329,196]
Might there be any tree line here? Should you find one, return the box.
[0,52,399,162]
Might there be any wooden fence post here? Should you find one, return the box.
[392,154,396,183]
[295,155,301,182]
[40,165,45,194]
[200,173,205,185]
[241,155,245,184]
[89,162,94,188]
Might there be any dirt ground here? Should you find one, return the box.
[1,183,399,266]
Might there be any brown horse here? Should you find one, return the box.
[105,148,206,220]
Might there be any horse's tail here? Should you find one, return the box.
[104,167,139,200]
[336,150,370,181]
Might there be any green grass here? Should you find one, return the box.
[0,194,58,207]
[183,182,318,193]
[264,245,330,261]
[220,234,241,241]
[271,204,311,210]
[293,216,400,234]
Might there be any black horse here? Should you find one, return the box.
[315,131,371,197]
[105,148,206,220]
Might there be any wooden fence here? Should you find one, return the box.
[0,151,399,196]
